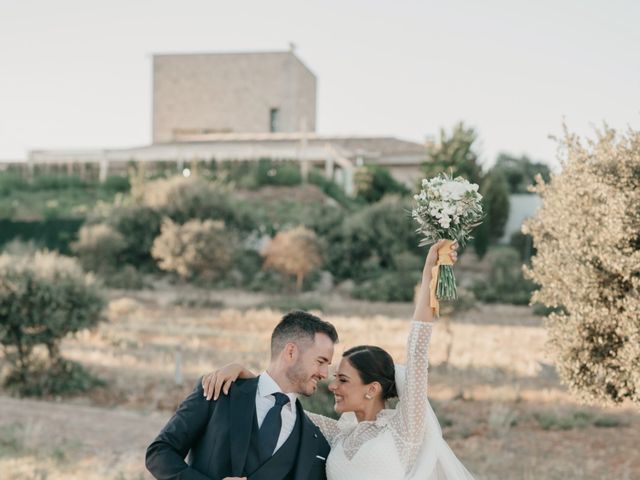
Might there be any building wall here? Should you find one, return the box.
[152,52,316,143]
[500,193,542,243]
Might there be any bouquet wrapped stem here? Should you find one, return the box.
[413,173,484,317]
[428,239,457,317]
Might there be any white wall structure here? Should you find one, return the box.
[501,193,542,243]
[23,50,429,194]
[153,50,317,143]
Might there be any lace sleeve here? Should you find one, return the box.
[390,320,434,471]
[306,412,341,446]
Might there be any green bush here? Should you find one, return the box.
[325,196,421,282]
[228,249,263,286]
[106,205,163,270]
[352,269,421,302]
[532,410,628,430]
[0,251,105,396]
[471,247,536,305]
[308,171,355,208]
[151,218,235,281]
[255,159,302,187]
[137,175,256,232]
[0,219,84,254]
[509,231,536,262]
[102,265,147,290]
[247,269,291,293]
[71,223,127,274]
[351,251,422,302]
[354,165,409,203]
[3,358,104,397]
[100,175,130,193]
[0,172,29,195]
[30,175,90,190]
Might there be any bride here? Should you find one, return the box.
[203,239,475,480]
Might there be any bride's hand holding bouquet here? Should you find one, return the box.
[412,173,483,317]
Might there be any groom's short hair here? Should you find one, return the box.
[271,310,338,357]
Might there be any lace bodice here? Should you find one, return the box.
[307,321,433,477]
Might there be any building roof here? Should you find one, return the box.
[27,134,425,166]
[152,49,316,78]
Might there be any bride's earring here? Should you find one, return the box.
[365,393,372,400]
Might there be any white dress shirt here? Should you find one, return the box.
[255,372,298,454]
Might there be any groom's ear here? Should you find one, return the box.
[282,342,299,363]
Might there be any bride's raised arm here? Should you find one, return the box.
[391,240,457,468]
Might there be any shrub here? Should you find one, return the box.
[326,196,420,282]
[262,226,323,291]
[136,175,256,231]
[509,231,537,262]
[100,175,130,193]
[353,270,420,302]
[0,251,105,396]
[0,218,84,255]
[0,172,28,195]
[106,205,163,270]
[308,171,355,208]
[30,174,89,190]
[352,251,422,302]
[102,265,147,290]
[532,410,628,431]
[524,127,640,405]
[471,247,536,305]
[256,159,302,187]
[483,171,511,240]
[491,153,552,194]
[151,218,235,281]
[354,165,409,203]
[71,223,126,273]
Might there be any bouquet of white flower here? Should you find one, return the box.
[412,173,483,315]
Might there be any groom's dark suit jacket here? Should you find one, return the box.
[146,377,330,480]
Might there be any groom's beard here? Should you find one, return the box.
[286,361,316,397]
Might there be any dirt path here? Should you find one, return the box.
[0,395,167,479]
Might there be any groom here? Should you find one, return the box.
[146,310,338,480]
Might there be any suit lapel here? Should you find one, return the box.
[293,401,319,480]
[230,377,259,476]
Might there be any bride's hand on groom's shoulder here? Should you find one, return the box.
[201,363,255,401]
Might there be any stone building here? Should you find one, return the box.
[24,49,427,193]
[153,51,316,142]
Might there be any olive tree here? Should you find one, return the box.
[524,127,640,404]
[262,226,323,291]
[0,251,105,395]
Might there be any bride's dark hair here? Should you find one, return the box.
[343,345,398,400]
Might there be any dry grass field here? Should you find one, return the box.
[1,285,638,480]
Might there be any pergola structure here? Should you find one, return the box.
[25,133,427,195]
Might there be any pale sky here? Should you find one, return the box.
[1,0,638,170]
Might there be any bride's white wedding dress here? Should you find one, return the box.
[307,321,475,480]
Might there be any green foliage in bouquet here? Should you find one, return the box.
[413,173,484,304]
